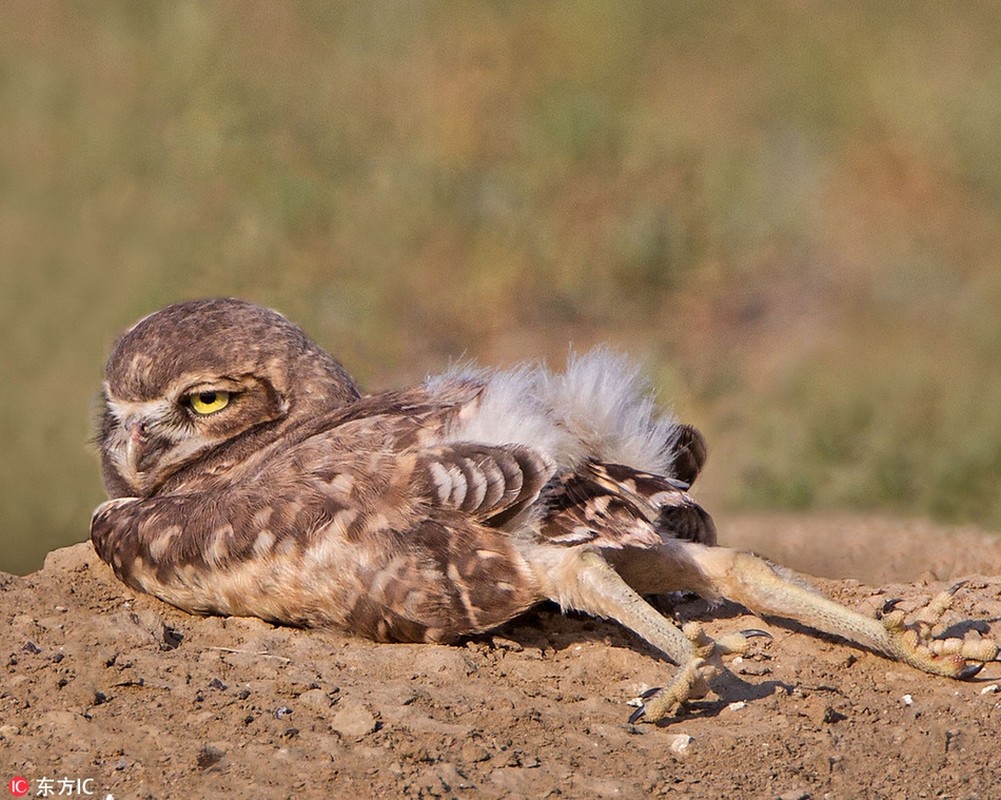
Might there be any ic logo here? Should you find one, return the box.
[7,777,29,797]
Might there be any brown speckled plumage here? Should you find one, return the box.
[91,298,1000,723]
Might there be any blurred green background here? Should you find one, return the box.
[3,1,1001,575]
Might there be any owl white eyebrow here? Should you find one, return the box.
[103,389,172,424]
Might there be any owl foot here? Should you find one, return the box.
[628,623,771,723]
[876,582,1001,678]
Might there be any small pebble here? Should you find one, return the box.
[627,685,654,707]
[667,733,693,754]
[460,743,491,763]
[726,701,747,712]
[901,694,914,706]
[196,745,224,769]
[490,636,523,652]
[329,704,378,739]
[738,663,772,676]
[979,684,999,695]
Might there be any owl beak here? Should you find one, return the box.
[129,419,148,444]
[124,418,151,476]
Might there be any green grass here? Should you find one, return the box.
[2,1,1001,573]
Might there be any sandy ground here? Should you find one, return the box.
[2,515,1000,800]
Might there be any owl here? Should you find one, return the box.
[90,298,998,722]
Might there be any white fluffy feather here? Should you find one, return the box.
[430,348,678,472]
[542,348,678,473]
[428,363,580,463]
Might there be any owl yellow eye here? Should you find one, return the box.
[187,390,231,415]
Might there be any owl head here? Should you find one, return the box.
[96,298,360,498]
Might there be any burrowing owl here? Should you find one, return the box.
[91,298,998,722]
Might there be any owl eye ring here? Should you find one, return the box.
[186,390,232,415]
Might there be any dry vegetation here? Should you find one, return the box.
[2,2,1001,574]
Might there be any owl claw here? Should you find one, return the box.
[878,598,903,618]
[630,624,773,722]
[959,662,985,680]
[632,657,715,722]
[877,586,1000,679]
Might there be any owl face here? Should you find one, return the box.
[99,370,289,497]
[97,298,360,497]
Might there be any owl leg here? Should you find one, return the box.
[676,544,1000,680]
[558,551,756,722]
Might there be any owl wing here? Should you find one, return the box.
[538,459,716,549]
[414,442,555,525]
[668,423,708,487]
[412,440,715,547]
[90,425,558,643]
[90,398,708,645]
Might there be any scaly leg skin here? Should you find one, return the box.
[629,621,768,723]
[682,544,1001,679]
[563,546,1000,724]
[562,551,763,723]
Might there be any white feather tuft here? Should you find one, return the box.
[431,363,581,463]
[431,348,679,473]
[542,348,678,473]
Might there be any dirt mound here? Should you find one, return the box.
[2,517,1000,799]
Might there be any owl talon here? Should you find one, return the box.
[714,627,772,656]
[630,625,773,722]
[878,598,903,618]
[959,662,985,680]
[633,657,716,723]
[876,588,1000,678]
